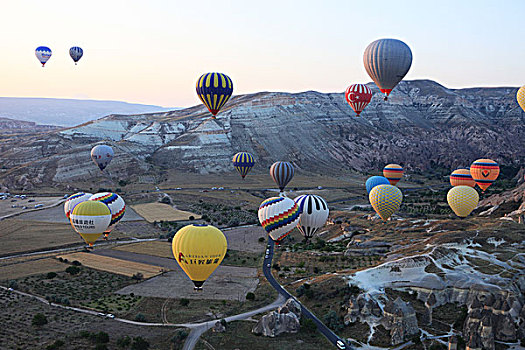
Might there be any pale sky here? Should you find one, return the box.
[0,0,523,107]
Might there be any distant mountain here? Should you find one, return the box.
[0,117,60,134]
[0,79,524,190]
[0,97,174,126]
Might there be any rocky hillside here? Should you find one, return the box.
[0,80,524,190]
[0,117,60,134]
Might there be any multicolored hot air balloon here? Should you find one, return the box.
[89,192,126,236]
[345,84,373,116]
[450,169,475,187]
[270,161,294,192]
[365,176,391,195]
[232,152,255,179]
[447,186,479,218]
[172,224,227,290]
[517,86,525,113]
[363,39,412,100]
[383,164,404,186]
[470,159,500,192]
[35,46,52,67]
[294,194,329,240]
[70,200,111,246]
[64,192,93,219]
[91,145,114,171]
[369,184,403,221]
[69,46,83,65]
[196,72,233,118]
[258,197,301,242]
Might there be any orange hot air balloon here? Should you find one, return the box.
[383,164,404,186]
[450,169,475,187]
[470,159,500,192]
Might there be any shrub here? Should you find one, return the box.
[117,336,131,348]
[300,318,317,334]
[46,272,57,279]
[272,263,280,271]
[79,330,91,338]
[45,339,65,350]
[179,298,190,307]
[131,337,150,350]
[258,237,265,242]
[189,216,195,220]
[134,313,146,322]
[72,260,82,266]
[132,272,144,280]
[65,266,80,275]
[58,257,64,262]
[95,345,108,350]
[8,280,18,289]
[95,331,110,344]
[32,313,48,326]
[246,292,255,301]
[171,330,188,345]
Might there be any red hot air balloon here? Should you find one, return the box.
[345,84,373,116]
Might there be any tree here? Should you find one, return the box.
[134,313,146,322]
[246,292,255,301]
[46,272,57,279]
[131,337,150,350]
[132,272,144,281]
[65,266,80,275]
[300,318,317,334]
[179,298,190,306]
[117,336,131,348]
[45,340,64,350]
[95,331,110,344]
[32,313,48,326]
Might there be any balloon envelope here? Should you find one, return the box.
[450,169,475,187]
[91,145,114,171]
[470,159,500,192]
[365,176,390,195]
[64,192,93,219]
[70,201,111,246]
[171,224,227,290]
[69,46,83,64]
[258,197,300,242]
[517,86,525,113]
[196,72,233,118]
[363,39,412,99]
[232,152,255,179]
[383,164,404,186]
[270,161,294,192]
[447,186,479,218]
[345,84,373,116]
[369,184,403,221]
[35,46,52,66]
[89,192,125,234]
[294,194,329,239]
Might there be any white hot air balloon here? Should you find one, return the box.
[294,194,329,240]
[89,192,126,235]
[64,192,93,219]
[258,197,301,242]
[91,144,114,171]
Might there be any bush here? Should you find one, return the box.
[95,331,110,344]
[65,266,80,275]
[272,263,280,271]
[46,272,57,279]
[189,216,195,220]
[171,330,188,345]
[131,337,150,350]
[72,260,82,266]
[8,280,18,289]
[179,298,190,307]
[79,330,91,338]
[300,318,317,334]
[246,292,255,301]
[258,237,265,242]
[95,345,108,350]
[117,336,131,348]
[45,339,65,350]
[32,313,48,326]
[132,272,144,280]
[134,313,146,322]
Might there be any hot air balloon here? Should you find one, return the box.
[70,200,111,246]
[517,86,525,113]
[383,164,404,186]
[196,72,233,118]
[470,159,500,192]
[69,46,83,65]
[89,193,125,237]
[91,145,114,171]
[369,184,403,221]
[232,152,255,179]
[35,46,52,67]
[64,192,93,219]
[365,176,391,195]
[171,224,227,290]
[345,84,373,116]
[294,194,329,240]
[363,39,412,100]
[270,161,294,192]
[258,197,301,242]
[447,186,479,218]
[450,169,475,187]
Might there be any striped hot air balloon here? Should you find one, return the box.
[270,161,294,192]
[294,194,329,239]
[517,85,525,113]
[365,176,391,195]
[64,192,93,219]
[232,152,255,179]
[69,46,83,65]
[70,201,111,246]
[196,72,233,118]
[447,186,479,218]
[35,46,52,67]
[383,164,404,186]
[470,159,500,192]
[89,192,126,236]
[258,197,301,242]
[345,84,373,116]
[369,184,403,221]
[450,169,475,187]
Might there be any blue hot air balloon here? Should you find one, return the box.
[365,176,390,195]
[69,46,83,65]
[35,46,52,67]
[232,152,255,179]
[195,72,233,118]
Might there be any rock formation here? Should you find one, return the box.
[252,298,301,337]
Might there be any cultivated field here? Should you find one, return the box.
[57,252,165,279]
[0,258,65,280]
[113,241,173,258]
[131,202,201,222]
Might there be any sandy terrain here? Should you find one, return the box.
[0,258,65,280]
[131,202,201,222]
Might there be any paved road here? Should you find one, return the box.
[263,239,351,349]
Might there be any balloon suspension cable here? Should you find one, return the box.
[194,287,203,291]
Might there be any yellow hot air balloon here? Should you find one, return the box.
[470,159,500,192]
[517,85,525,113]
[450,169,475,187]
[70,201,111,246]
[172,224,227,290]
[369,184,403,221]
[447,186,479,218]
[383,164,404,186]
